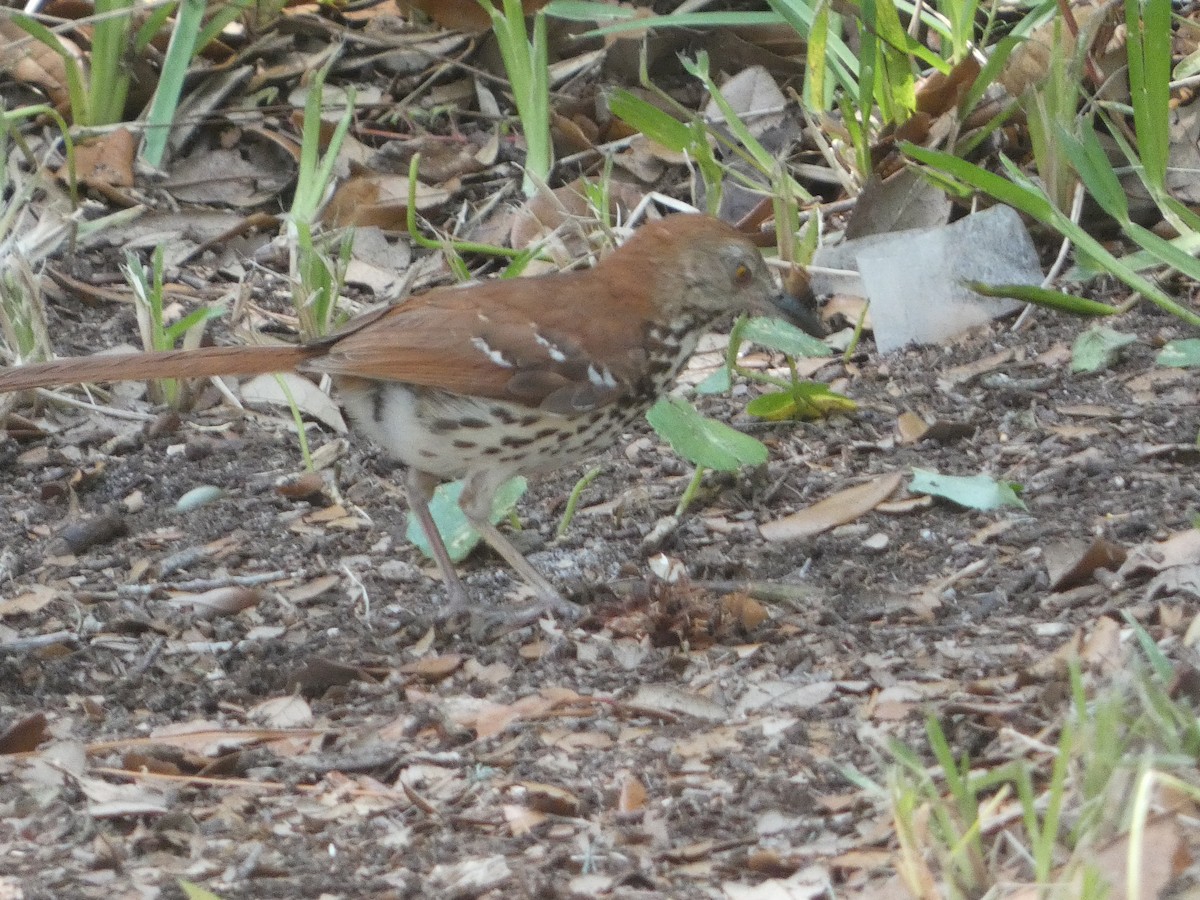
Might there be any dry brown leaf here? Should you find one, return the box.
[876,495,934,515]
[915,55,982,117]
[0,712,49,754]
[509,781,580,816]
[0,585,58,618]
[275,471,326,500]
[1120,529,1200,578]
[720,593,769,629]
[68,129,136,189]
[1081,813,1187,900]
[895,410,929,444]
[120,750,183,777]
[502,803,546,836]
[508,176,643,255]
[399,653,463,681]
[760,472,903,541]
[166,586,264,620]
[471,693,557,739]
[1046,538,1128,591]
[249,695,314,728]
[618,774,647,813]
[0,17,74,112]
[939,348,1014,386]
[322,173,450,229]
[628,684,727,722]
[1000,2,1125,100]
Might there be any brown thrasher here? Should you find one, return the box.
[0,214,787,622]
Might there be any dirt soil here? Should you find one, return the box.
[1,297,1199,899]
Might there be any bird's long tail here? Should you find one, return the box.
[0,344,315,393]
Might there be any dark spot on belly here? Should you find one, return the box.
[501,435,534,448]
[519,414,541,427]
[483,446,501,456]
[459,417,489,429]
[419,449,436,458]
[533,427,559,440]
[452,439,477,449]
[490,406,518,425]
[431,418,459,433]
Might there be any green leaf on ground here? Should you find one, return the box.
[1156,339,1200,368]
[695,367,732,394]
[741,316,832,358]
[910,468,1027,511]
[747,382,856,421]
[647,396,767,472]
[407,477,528,563]
[1071,326,1137,373]
[179,881,224,900]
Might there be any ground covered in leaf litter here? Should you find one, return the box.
[2,296,1200,899]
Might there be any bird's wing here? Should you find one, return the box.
[304,274,653,414]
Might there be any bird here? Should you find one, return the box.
[0,214,788,625]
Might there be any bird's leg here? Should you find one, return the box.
[404,468,472,613]
[404,468,582,629]
[458,470,584,622]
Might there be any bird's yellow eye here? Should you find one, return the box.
[734,263,751,284]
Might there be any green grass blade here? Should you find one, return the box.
[1125,0,1170,189]
[142,0,207,168]
[966,281,1117,316]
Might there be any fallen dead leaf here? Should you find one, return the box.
[1046,538,1128,591]
[1120,529,1200,578]
[618,773,647,813]
[249,696,314,728]
[760,472,903,541]
[0,712,48,754]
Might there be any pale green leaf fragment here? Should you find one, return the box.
[1156,339,1200,368]
[910,468,1026,511]
[407,477,528,563]
[179,881,225,900]
[1071,326,1138,373]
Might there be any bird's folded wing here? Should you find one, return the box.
[304,276,650,414]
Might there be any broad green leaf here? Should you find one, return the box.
[746,391,798,421]
[740,317,831,358]
[909,469,1026,511]
[1071,326,1137,373]
[406,477,527,563]
[607,90,692,152]
[1156,339,1200,368]
[965,281,1116,317]
[647,396,767,472]
[747,383,856,421]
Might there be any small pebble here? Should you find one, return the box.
[176,485,225,511]
[862,532,889,551]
